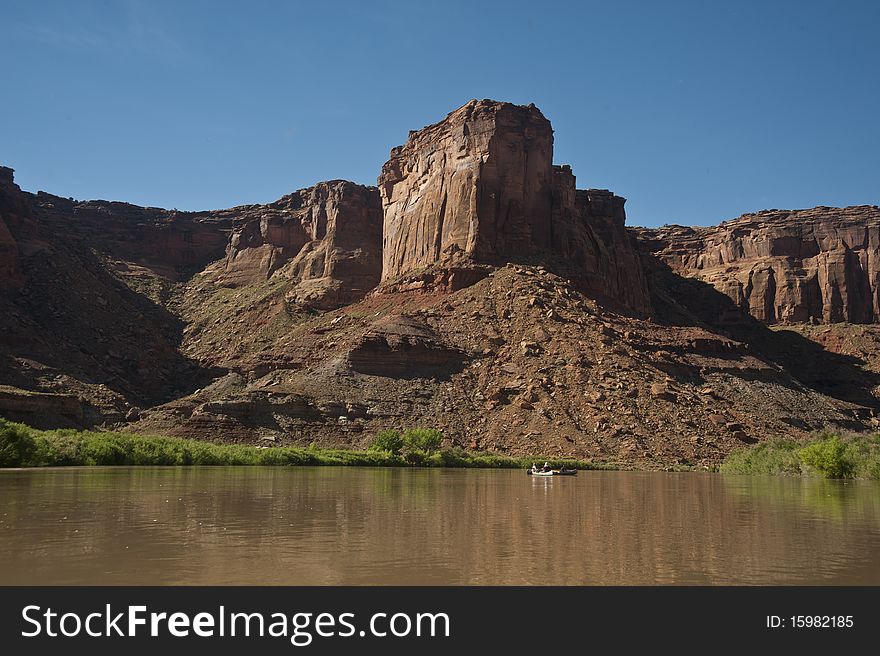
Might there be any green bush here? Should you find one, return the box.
[369,429,404,455]
[0,420,36,467]
[721,431,880,479]
[402,428,442,454]
[719,439,803,476]
[799,436,853,479]
[434,447,470,467]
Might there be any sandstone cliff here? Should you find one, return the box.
[0,170,218,423]
[32,193,232,281]
[32,181,383,310]
[635,205,880,324]
[378,99,651,315]
[215,181,383,309]
[380,100,554,277]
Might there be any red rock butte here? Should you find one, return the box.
[378,99,650,315]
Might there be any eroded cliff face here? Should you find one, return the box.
[550,167,651,315]
[378,99,651,315]
[635,205,880,324]
[31,179,383,310]
[0,167,30,291]
[379,100,554,280]
[32,194,232,282]
[217,181,383,309]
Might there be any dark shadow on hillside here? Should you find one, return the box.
[644,258,880,413]
[5,237,225,410]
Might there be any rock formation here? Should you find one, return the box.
[32,193,232,281]
[345,314,467,378]
[32,179,383,310]
[0,167,30,291]
[635,205,880,324]
[549,167,651,314]
[217,181,383,309]
[378,99,651,315]
[380,100,555,277]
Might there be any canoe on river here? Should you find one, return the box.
[527,468,578,477]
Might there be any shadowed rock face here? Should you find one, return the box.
[550,168,651,315]
[0,167,29,291]
[378,99,651,315]
[32,179,383,310]
[635,205,880,324]
[32,193,233,281]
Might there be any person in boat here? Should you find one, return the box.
[531,463,540,473]
[542,461,552,473]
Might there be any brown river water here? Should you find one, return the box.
[1,466,879,585]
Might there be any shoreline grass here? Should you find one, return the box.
[720,431,880,480]
[0,419,615,471]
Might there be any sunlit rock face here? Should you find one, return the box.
[636,205,880,324]
[219,181,383,309]
[378,99,651,315]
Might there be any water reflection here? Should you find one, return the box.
[1,467,879,585]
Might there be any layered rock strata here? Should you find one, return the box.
[378,99,651,314]
[635,205,880,324]
[218,181,383,309]
[32,193,232,281]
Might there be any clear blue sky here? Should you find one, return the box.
[1,1,877,227]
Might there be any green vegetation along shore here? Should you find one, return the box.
[5,419,880,479]
[0,419,607,471]
[721,432,880,480]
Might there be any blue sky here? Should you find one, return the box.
[1,0,877,227]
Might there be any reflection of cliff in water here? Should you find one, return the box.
[2,468,879,585]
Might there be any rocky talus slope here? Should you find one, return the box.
[1,100,878,466]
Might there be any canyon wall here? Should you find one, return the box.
[0,167,30,291]
[32,180,383,309]
[217,181,383,309]
[32,193,232,281]
[378,99,651,314]
[635,205,880,324]
[550,167,651,315]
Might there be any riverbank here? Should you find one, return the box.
[0,419,614,470]
[8,419,879,478]
[720,431,880,480]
